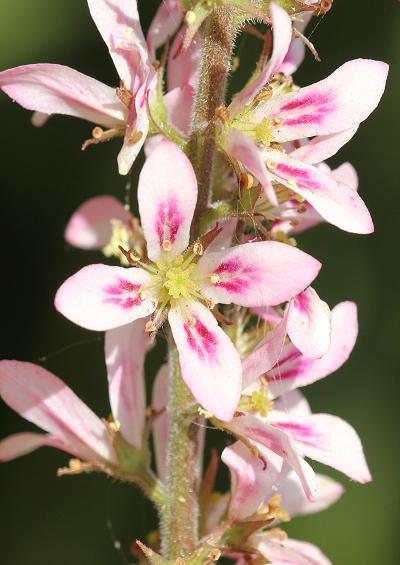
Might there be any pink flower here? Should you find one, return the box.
[0,319,148,468]
[222,302,371,500]
[0,0,161,175]
[55,140,321,421]
[250,533,332,565]
[218,2,388,233]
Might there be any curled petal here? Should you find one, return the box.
[65,196,131,250]
[87,0,149,87]
[229,2,293,115]
[224,129,277,205]
[164,85,195,136]
[253,534,332,565]
[138,139,197,261]
[105,319,148,449]
[271,413,371,483]
[222,441,283,520]
[0,432,64,462]
[268,302,358,397]
[198,241,321,308]
[242,304,290,388]
[147,0,183,59]
[226,414,316,500]
[55,264,156,331]
[289,127,358,165]
[287,287,331,359]
[168,28,201,91]
[279,12,312,76]
[254,59,389,141]
[265,149,373,234]
[279,465,344,518]
[0,361,115,464]
[0,64,125,128]
[168,301,242,421]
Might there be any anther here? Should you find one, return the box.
[193,241,204,256]
[266,160,277,170]
[69,459,82,472]
[162,239,172,252]
[215,105,230,124]
[187,315,196,327]
[231,56,240,72]
[297,204,307,213]
[206,298,215,310]
[92,126,104,139]
[210,274,220,284]
[240,172,254,190]
[255,87,272,102]
[185,10,196,25]
[145,320,158,333]
[129,130,143,145]
[287,179,298,189]
[272,117,283,126]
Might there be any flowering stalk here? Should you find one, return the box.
[160,338,201,559]
[188,6,239,238]
[0,1,389,563]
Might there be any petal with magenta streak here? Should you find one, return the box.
[55,264,156,331]
[138,139,198,261]
[198,241,321,308]
[168,301,242,421]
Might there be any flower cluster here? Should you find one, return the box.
[0,1,388,563]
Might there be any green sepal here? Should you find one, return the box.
[221,519,271,548]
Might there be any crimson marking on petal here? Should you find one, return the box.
[283,106,335,127]
[279,91,333,112]
[275,164,321,190]
[103,278,142,310]
[213,259,259,295]
[184,318,218,361]
[155,197,183,245]
[273,421,324,448]
[268,358,313,382]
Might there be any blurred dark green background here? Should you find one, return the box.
[0,1,399,563]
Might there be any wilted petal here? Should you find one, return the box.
[0,432,64,462]
[222,441,283,519]
[289,127,358,165]
[168,301,242,421]
[105,319,148,449]
[254,59,388,141]
[0,64,125,128]
[87,0,149,87]
[271,412,371,483]
[265,149,373,234]
[152,364,169,481]
[55,264,156,331]
[0,361,115,464]
[198,241,321,308]
[138,139,197,261]
[229,2,292,115]
[242,304,290,387]
[279,464,344,518]
[227,414,316,500]
[64,196,131,250]
[287,287,331,359]
[268,302,358,397]
[147,0,183,59]
[224,129,277,205]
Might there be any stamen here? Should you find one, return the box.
[145,320,157,333]
[240,172,254,189]
[210,274,220,284]
[272,117,283,126]
[266,160,277,170]
[185,10,196,25]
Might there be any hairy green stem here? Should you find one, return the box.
[160,339,201,559]
[189,6,239,240]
